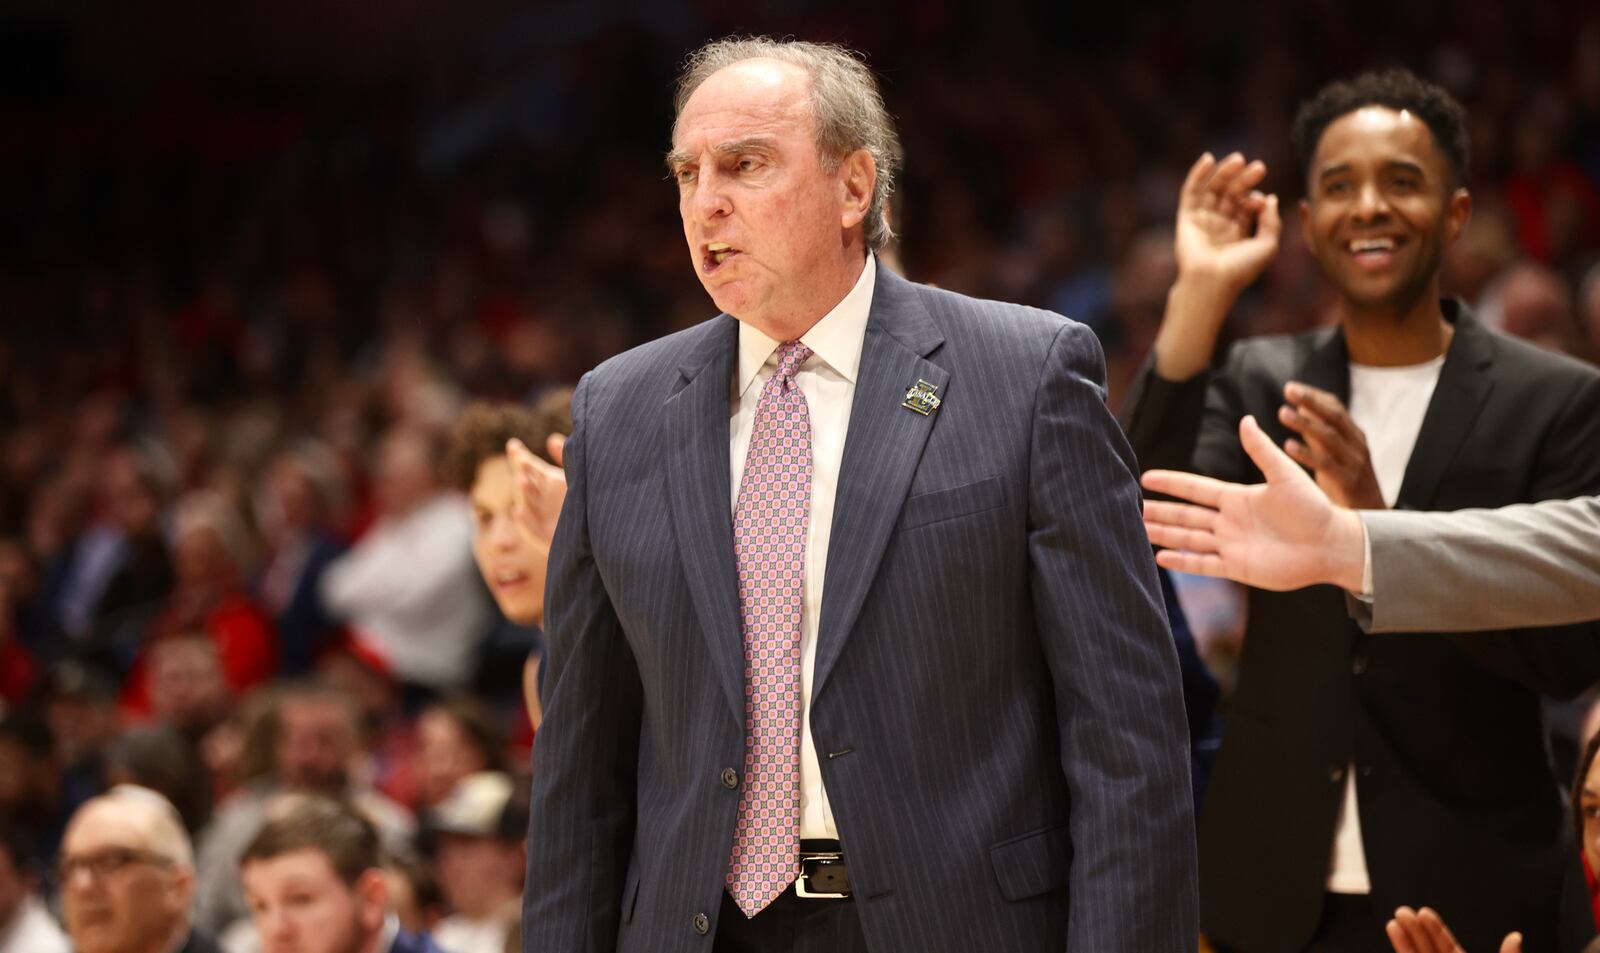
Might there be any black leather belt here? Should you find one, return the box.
[795,839,851,899]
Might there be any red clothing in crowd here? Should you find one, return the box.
[120,591,278,716]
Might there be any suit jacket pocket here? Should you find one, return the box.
[897,475,1005,531]
[620,859,641,924]
[989,822,1073,901]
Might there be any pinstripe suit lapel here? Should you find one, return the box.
[814,266,947,699]
[665,315,746,722]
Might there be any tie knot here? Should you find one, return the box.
[774,342,812,382]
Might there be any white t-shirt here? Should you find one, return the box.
[1325,355,1445,894]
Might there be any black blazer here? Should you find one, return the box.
[1123,301,1600,953]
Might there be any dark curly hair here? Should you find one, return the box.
[1290,68,1469,190]
[443,389,574,493]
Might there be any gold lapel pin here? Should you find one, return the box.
[901,379,942,416]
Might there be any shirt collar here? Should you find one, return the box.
[736,253,876,397]
[377,914,401,953]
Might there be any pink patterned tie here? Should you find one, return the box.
[726,340,813,917]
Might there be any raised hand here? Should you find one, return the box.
[506,436,567,549]
[1154,153,1284,381]
[1279,381,1386,510]
[1141,415,1368,592]
[1174,152,1283,295]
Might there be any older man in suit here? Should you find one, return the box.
[520,35,1195,953]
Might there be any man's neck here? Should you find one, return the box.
[745,251,869,343]
[1339,284,1454,366]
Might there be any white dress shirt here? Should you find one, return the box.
[729,253,876,841]
[1325,355,1444,894]
[0,896,70,953]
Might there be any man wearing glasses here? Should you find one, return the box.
[58,785,223,953]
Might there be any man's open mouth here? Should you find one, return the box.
[703,242,740,272]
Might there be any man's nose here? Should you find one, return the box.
[259,906,294,941]
[1353,181,1390,220]
[686,168,732,221]
[490,515,520,550]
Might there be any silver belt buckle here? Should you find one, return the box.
[794,850,850,899]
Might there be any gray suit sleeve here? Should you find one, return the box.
[1359,497,1600,632]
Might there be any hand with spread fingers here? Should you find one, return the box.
[506,434,567,549]
[1279,380,1387,510]
[1155,152,1284,381]
[1174,151,1283,294]
[1141,414,1368,592]
[1386,906,1521,953]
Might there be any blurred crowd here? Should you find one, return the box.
[4,1,1600,952]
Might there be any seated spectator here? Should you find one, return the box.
[38,658,121,817]
[0,816,69,953]
[314,642,416,808]
[0,540,43,706]
[382,852,444,941]
[59,784,222,953]
[320,426,489,698]
[64,444,176,669]
[443,395,571,730]
[426,773,525,953]
[146,633,234,744]
[240,794,446,953]
[122,491,278,716]
[193,681,413,939]
[413,697,507,812]
[0,712,73,881]
[103,724,212,834]
[254,444,350,676]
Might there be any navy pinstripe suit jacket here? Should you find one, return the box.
[522,262,1197,952]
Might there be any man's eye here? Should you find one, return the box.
[737,157,760,172]
[675,168,696,185]
[1325,181,1350,196]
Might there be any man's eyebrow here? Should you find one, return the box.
[714,137,776,157]
[666,138,778,175]
[1383,159,1427,176]
[1317,159,1429,182]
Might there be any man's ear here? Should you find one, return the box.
[356,868,390,932]
[1443,187,1472,244]
[1299,197,1313,249]
[167,864,197,917]
[839,150,876,231]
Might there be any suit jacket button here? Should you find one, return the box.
[721,768,739,789]
[694,912,710,935]
[1329,764,1345,783]
[1351,656,1368,675]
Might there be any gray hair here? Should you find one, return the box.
[673,37,904,252]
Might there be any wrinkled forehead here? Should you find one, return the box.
[1311,105,1449,179]
[673,58,815,152]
